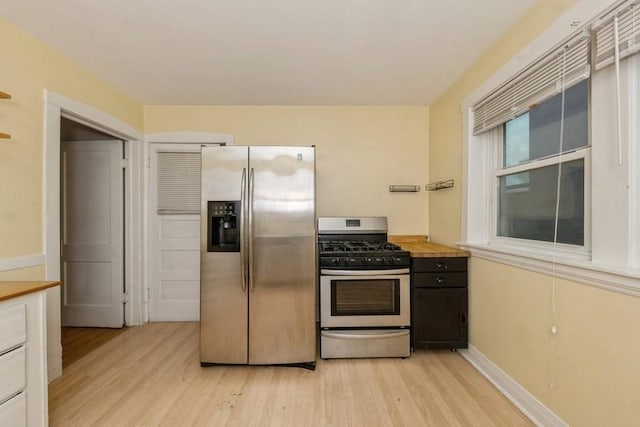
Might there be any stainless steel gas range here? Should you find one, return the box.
[318,217,411,359]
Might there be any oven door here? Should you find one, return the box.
[320,269,410,328]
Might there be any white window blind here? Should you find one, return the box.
[157,152,201,214]
[472,30,591,135]
[594,1,639,70]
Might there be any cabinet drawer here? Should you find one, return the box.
[0,346,26,404]
[413,272,467,288]
[412,257,467,272]
[321,329,410,358]
[0,304,26,354]
[0,391,26,427]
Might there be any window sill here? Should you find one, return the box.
[459,242,640,297]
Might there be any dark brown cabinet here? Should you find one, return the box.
[411,257,468,350]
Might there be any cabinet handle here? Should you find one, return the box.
[435,276,445,285]
[435,262,447,270]
[461,313,467,324]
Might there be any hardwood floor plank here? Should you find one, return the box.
[49,323,532,426]
[61,326,128,368]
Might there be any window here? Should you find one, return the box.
[496,80,589,246]
[462,0,640,290]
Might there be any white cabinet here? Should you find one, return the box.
[0,289,50,427]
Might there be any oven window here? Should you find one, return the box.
[331,279,400,316]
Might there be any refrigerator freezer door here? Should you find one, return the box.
[248,146,316,365]
[200,146,249,364]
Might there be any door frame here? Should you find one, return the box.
[44,91,144,379]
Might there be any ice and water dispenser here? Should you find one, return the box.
[207,201,240,252]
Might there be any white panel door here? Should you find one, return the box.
[61,140,124,327]
[148,144,201,321]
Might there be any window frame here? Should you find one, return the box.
[490,134,592,259]
[630,54,640,269]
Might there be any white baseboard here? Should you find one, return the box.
[0,254,45,272]
[459,345,567,427]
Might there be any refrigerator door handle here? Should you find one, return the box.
[240,167,247,292]
[249,167,255,291]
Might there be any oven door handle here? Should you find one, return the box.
[320,268,410,276]
[322,330,409,340]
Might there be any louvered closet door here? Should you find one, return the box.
[148,144,202,321]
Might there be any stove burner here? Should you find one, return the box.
[318,239,410,269]
[320,240,403,253]
[317,217,410,269]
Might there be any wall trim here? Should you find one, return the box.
[146,131,234,144]
[461,243,640,298]
[0,254,44,272]
[460,345,567,427]
[46,91,142,140]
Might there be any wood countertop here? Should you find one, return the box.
[0,281,61,302]
[389,236,470,258]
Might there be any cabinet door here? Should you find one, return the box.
[0,346,26,403]
[0,391,26,427]
[412,288,468,349]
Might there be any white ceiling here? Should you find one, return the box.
[2,0,536,105]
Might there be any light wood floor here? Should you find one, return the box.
[49,322,532,426]
[61,327,128,368]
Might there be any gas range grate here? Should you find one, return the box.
[320,240,404,254]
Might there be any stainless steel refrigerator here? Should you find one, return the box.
[200,145,316,369]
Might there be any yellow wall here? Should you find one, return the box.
[0,17,143,268]
[0,265,45,281]
[430,1,640,425]
[145,106,430,235]
[470,258,640,426]
[429,0,577,246]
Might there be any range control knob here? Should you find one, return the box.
[331,258,339,265]
[386,257,395,265]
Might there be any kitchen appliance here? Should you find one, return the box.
[200,145,316,370]
[318,217,411,359]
